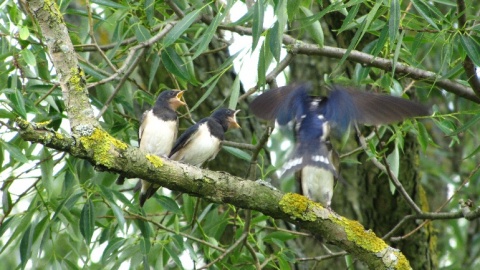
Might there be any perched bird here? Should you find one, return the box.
[169,108,241,165]
[249,83,430,206]
[114,90,185,206]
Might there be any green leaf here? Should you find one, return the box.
[145,0,155,26]
[449,113,480,136]
[252,0,265,51]
[134,24,151,43]
[134,218,151,254]
[299,6,324,48]
[411,0,440,30]
[161,47,187,79]
[161,47,198,85]
[263,231,297,243]
[40,148,54,197]
[51,191,84,221]
[389,0,400,44]
[228,75,241,109]
[101,237,126,264]
[268,22,282,62]
[391,31,404,76]
[417,122,430,152]
[287,0,301,21]
[222,146,251,161]
[19,26,29,40]
[192,1,232,60]
[148,53,161,90]
[338,3,360,34]
[464,144,480,160]
[386,144,399,194]
[2,189,12,215]
[20,224,35,269]
[80,198,95,245]
[92,0,127,9]
[21,48,36,66]
[0,139,29,164]
[163,8,204,48]
[459,35,480,67]
[165,244,184,269]
[155,195,182,214]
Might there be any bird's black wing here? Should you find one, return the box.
[169,119,207,158]
[322,86,430,131]
[249,83,312,125]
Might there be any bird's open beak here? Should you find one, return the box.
[172,90,186,108]
[229,109,241,129]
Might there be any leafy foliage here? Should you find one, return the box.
[1,0,480,269]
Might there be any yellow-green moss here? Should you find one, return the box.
[394,251,411,270]
[35,120,52,129]
[43,0,64,24]
[332,216,388,253]
[79,128,128,168]
[146,154,163,168]
[16,118,30,129]
[55,132,64,140]
[279,193,318,221]
[69,68,85,92]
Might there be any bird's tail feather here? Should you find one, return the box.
[279,142,337,178]
[115,175,126,185]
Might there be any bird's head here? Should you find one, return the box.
[156,89,186,110]
[212,108,241,130]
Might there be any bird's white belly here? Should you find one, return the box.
[302,166,335,206]
[140,119,177,156]
[179,124,221,166]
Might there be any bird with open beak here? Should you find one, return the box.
[138,108,240,206]
[114,90,185,206]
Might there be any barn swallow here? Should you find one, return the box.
[114,90,185,206]
[249,83,429,206]
[169,108,241,165]
[137,108,240,205]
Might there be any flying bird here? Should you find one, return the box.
[139,108,241,205]
[114,90,185,206]
[249,83,429,206]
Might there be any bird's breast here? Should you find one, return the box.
[140,112,177,156]
[176,123,221,166]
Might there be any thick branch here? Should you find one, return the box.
[17,120,410,270]
[22,0,97,130]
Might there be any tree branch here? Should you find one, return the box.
[218,23,480,103]
[17,119,410,270]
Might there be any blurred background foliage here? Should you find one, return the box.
[1,0,480,269]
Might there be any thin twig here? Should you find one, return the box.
[390,162,480,241]
[34,83,59,105]
[296,251,347,262]
[96,49,145,119]
[239,53,294,101]
[123,210,226,252]
[222,140,256,151]
[85,0,117,72]
[87,22,176,89]
[198,218,250,269]
[356,127,423,214]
